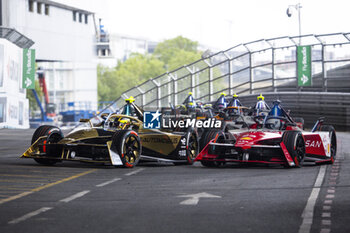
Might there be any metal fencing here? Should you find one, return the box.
[111,32,350,111]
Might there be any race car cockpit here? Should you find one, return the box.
[120,96,143,121]
[264,100,292,130]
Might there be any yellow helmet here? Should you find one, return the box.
[257,94,264,100]
[188,92,193,95]
[125,96,135,103]
[220,92,226,96]
[233,93,238,98]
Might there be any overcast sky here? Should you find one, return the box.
[58,0,350,50]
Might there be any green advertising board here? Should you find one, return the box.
[22,49,35,89]
[297,45,312,86]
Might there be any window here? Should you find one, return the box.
[45,4,49,15]
[37,2,42,14]
[79,13,82,23]
[73,11,76,21]
[28,0,34,12]
[84,14,88,24]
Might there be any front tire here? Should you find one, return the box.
[185,127,199,165]
[198,129,226,167]
[282,130,305,168]
[31,125,63,165]
[199,129,226,151]
[111,130,141,168]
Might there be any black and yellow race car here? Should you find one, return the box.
[21,97,199,168]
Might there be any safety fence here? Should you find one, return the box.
[107,33,350,114]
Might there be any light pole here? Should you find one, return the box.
[287,3,302,45]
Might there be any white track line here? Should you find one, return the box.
[96,178,121,187]
[125,168,144,176]
[298,166,326,233]
[8,207,52,224]
[59,190,90,203]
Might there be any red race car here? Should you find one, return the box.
[196,101,336,168]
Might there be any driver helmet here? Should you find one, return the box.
[183,92,197,109]
[265,117,283,130]
[216,92,228,109]
[115,118,131,129]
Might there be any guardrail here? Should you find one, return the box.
[106,33,350,129]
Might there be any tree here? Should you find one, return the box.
[154,36,199,66]
[97,36,202,103]
[98,54,165,102]
[26,80,43,118]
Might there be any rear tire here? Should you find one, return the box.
[200,160,221,167]
[31,125,63,165]
[319,125,337,164]
[282,130,305,168]
[111,130,141,168]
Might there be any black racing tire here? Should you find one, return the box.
[31,125,63,165]
[111,130,141,168]
[200,160,221,168]
[319,125,337,164]
[294,117,305,130]
[199,129,226,151]
[184,127,199,165]
[282,130,305,168]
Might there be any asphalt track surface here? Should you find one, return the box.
[0,129,349,233]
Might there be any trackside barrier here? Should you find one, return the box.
[226,92,350,131]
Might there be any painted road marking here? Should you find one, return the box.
[0,169,96,205]
[324,200,333,205]
[8,207,52,224]
[178,192,221,205]
[60,190,90,203]
[298,166,326,233]
[322,219,331,225]
[96,178,121,187]
[125,168,145,176]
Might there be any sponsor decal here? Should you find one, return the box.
[141,137,178,144]
[305,140,322,148]
[241,137,253,140]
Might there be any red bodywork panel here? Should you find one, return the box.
[196,127,331,166]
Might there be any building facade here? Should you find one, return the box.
[1,0,98,113]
